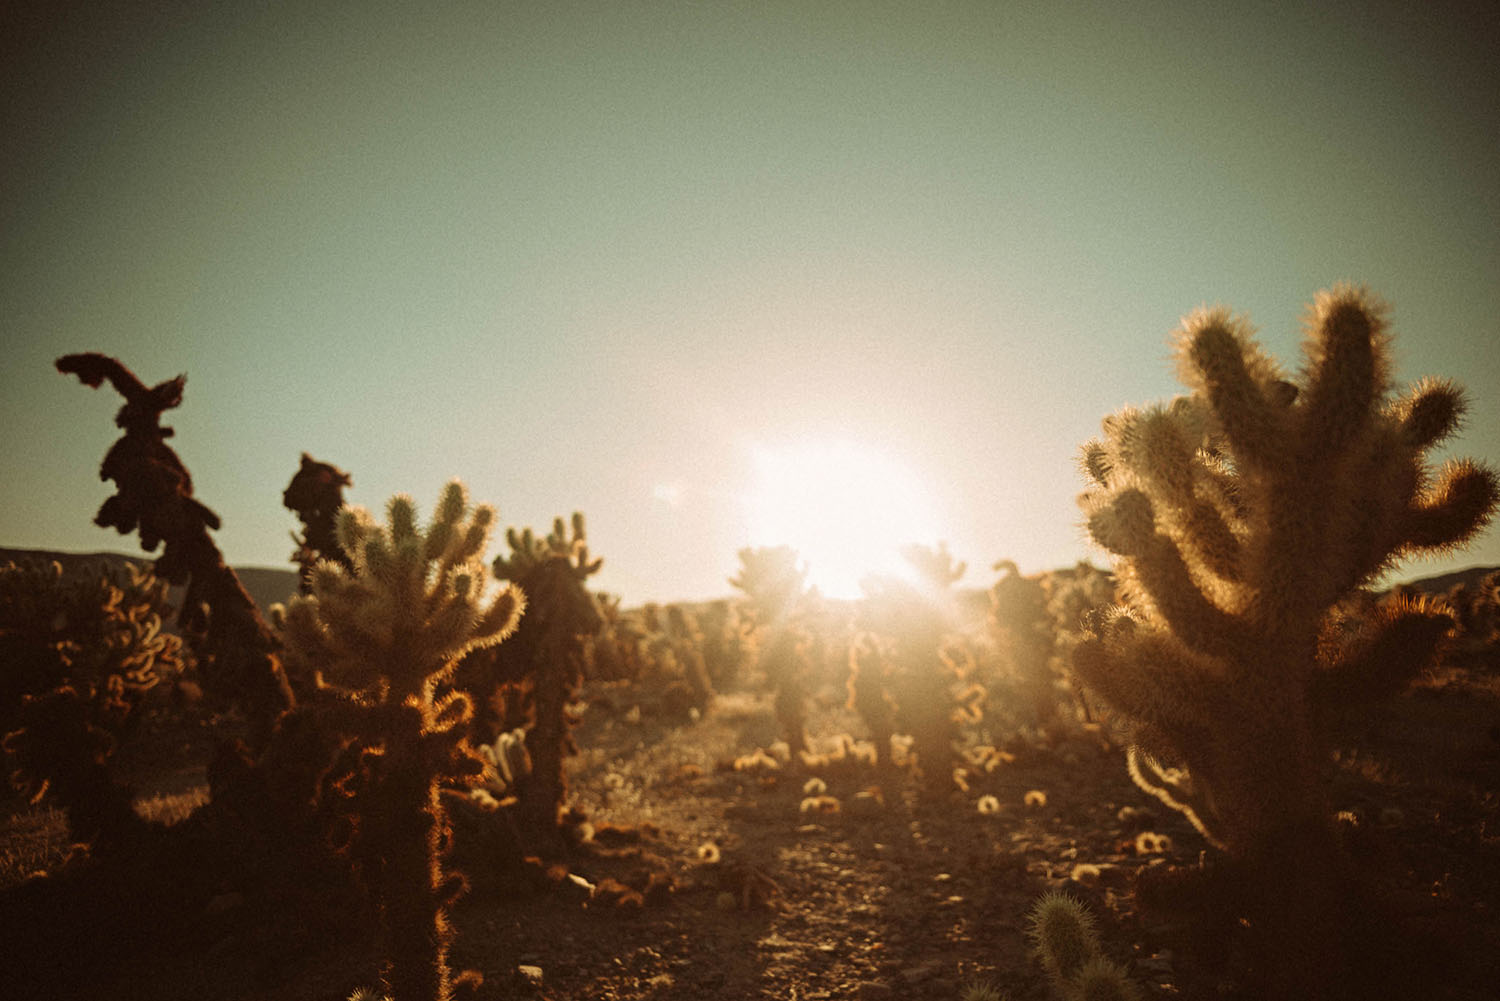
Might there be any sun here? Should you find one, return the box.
[742,437,943,599]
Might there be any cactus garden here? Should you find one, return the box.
[1,289,1498,1000]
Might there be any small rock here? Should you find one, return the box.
[856,981,894,1000]
[516,964,544,988]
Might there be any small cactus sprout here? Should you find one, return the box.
[961,979,1010,1001]
[1028,890,1101,983]
[1068,956,1142,1001]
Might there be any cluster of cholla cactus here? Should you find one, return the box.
[56,353,294,744]
[1,558,186,848]
[729,545,815,755]
[483,512,603,851]
[276,480,523,1001]
[855,542,981,790]
[1073,286,1497,997]
[282,451,355,586]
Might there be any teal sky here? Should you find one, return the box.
[3,1,1498,601]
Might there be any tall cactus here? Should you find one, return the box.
[56,353,294,743]
[277,480,523,1001]
[487,512,603,850]
[1073,286,1497,998]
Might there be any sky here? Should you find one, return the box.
[2,0,1498,603]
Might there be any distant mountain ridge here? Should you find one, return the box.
[0,547,302,618]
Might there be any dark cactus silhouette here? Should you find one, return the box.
[56,353,294,744]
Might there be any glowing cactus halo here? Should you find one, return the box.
[275,478,525,701]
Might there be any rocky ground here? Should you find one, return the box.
[4,653,1500,1001]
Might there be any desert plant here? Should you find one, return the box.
[1026,891,1140,1000]
[276,480,523,1001]
[283,451,355,585]
[0,558,186,847]
[697,598,754,692]
[661,604,715,715]
[486,512,604,850]
[1072,286,1498,997]
[1027,890,1100,984]
[730,545,815,754]
[56,353,295,743]
[584,592,647,682]
[857,542,977,790]
[989,560,1058,729]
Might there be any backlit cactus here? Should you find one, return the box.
[1073,286,1498,997]
[1075,286,1497,852]
[730,545,814,755]
[276,480,523,1001]
[486,510,604,850]
[1,558,186,847]
[857,542,977,790]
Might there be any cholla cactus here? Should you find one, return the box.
[1075,286,1497,853]
[730,546,815,754]
[1074,287,1497,998]
[1026,891,1141,1001]
[282,451,355,586]
[857,542,977,790]
[485,510,603,850]
[279,481,523,699]
[276,480,523,1001]
[1027,890,1100,984]
[0,558,186,846]
[989,560,1058,729]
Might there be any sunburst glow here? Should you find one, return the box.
[743,437,943,599]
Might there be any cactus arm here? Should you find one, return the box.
[1177,311,1287,471]
[1297,286,1387,454]
[1310,599,1453,723]
[1398,459,1500,552]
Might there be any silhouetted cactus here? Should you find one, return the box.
[283,452,355,586]
[989,560,1059,729]
[487,512,603,851]
[276,480,523,1001]
[697,598,754,692]
[730,545,814,755]
[661,604,715,716]
[1073,286,1498,998]
[1,558,185,847]
[56,353,294,743]
[857,542,977,790]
